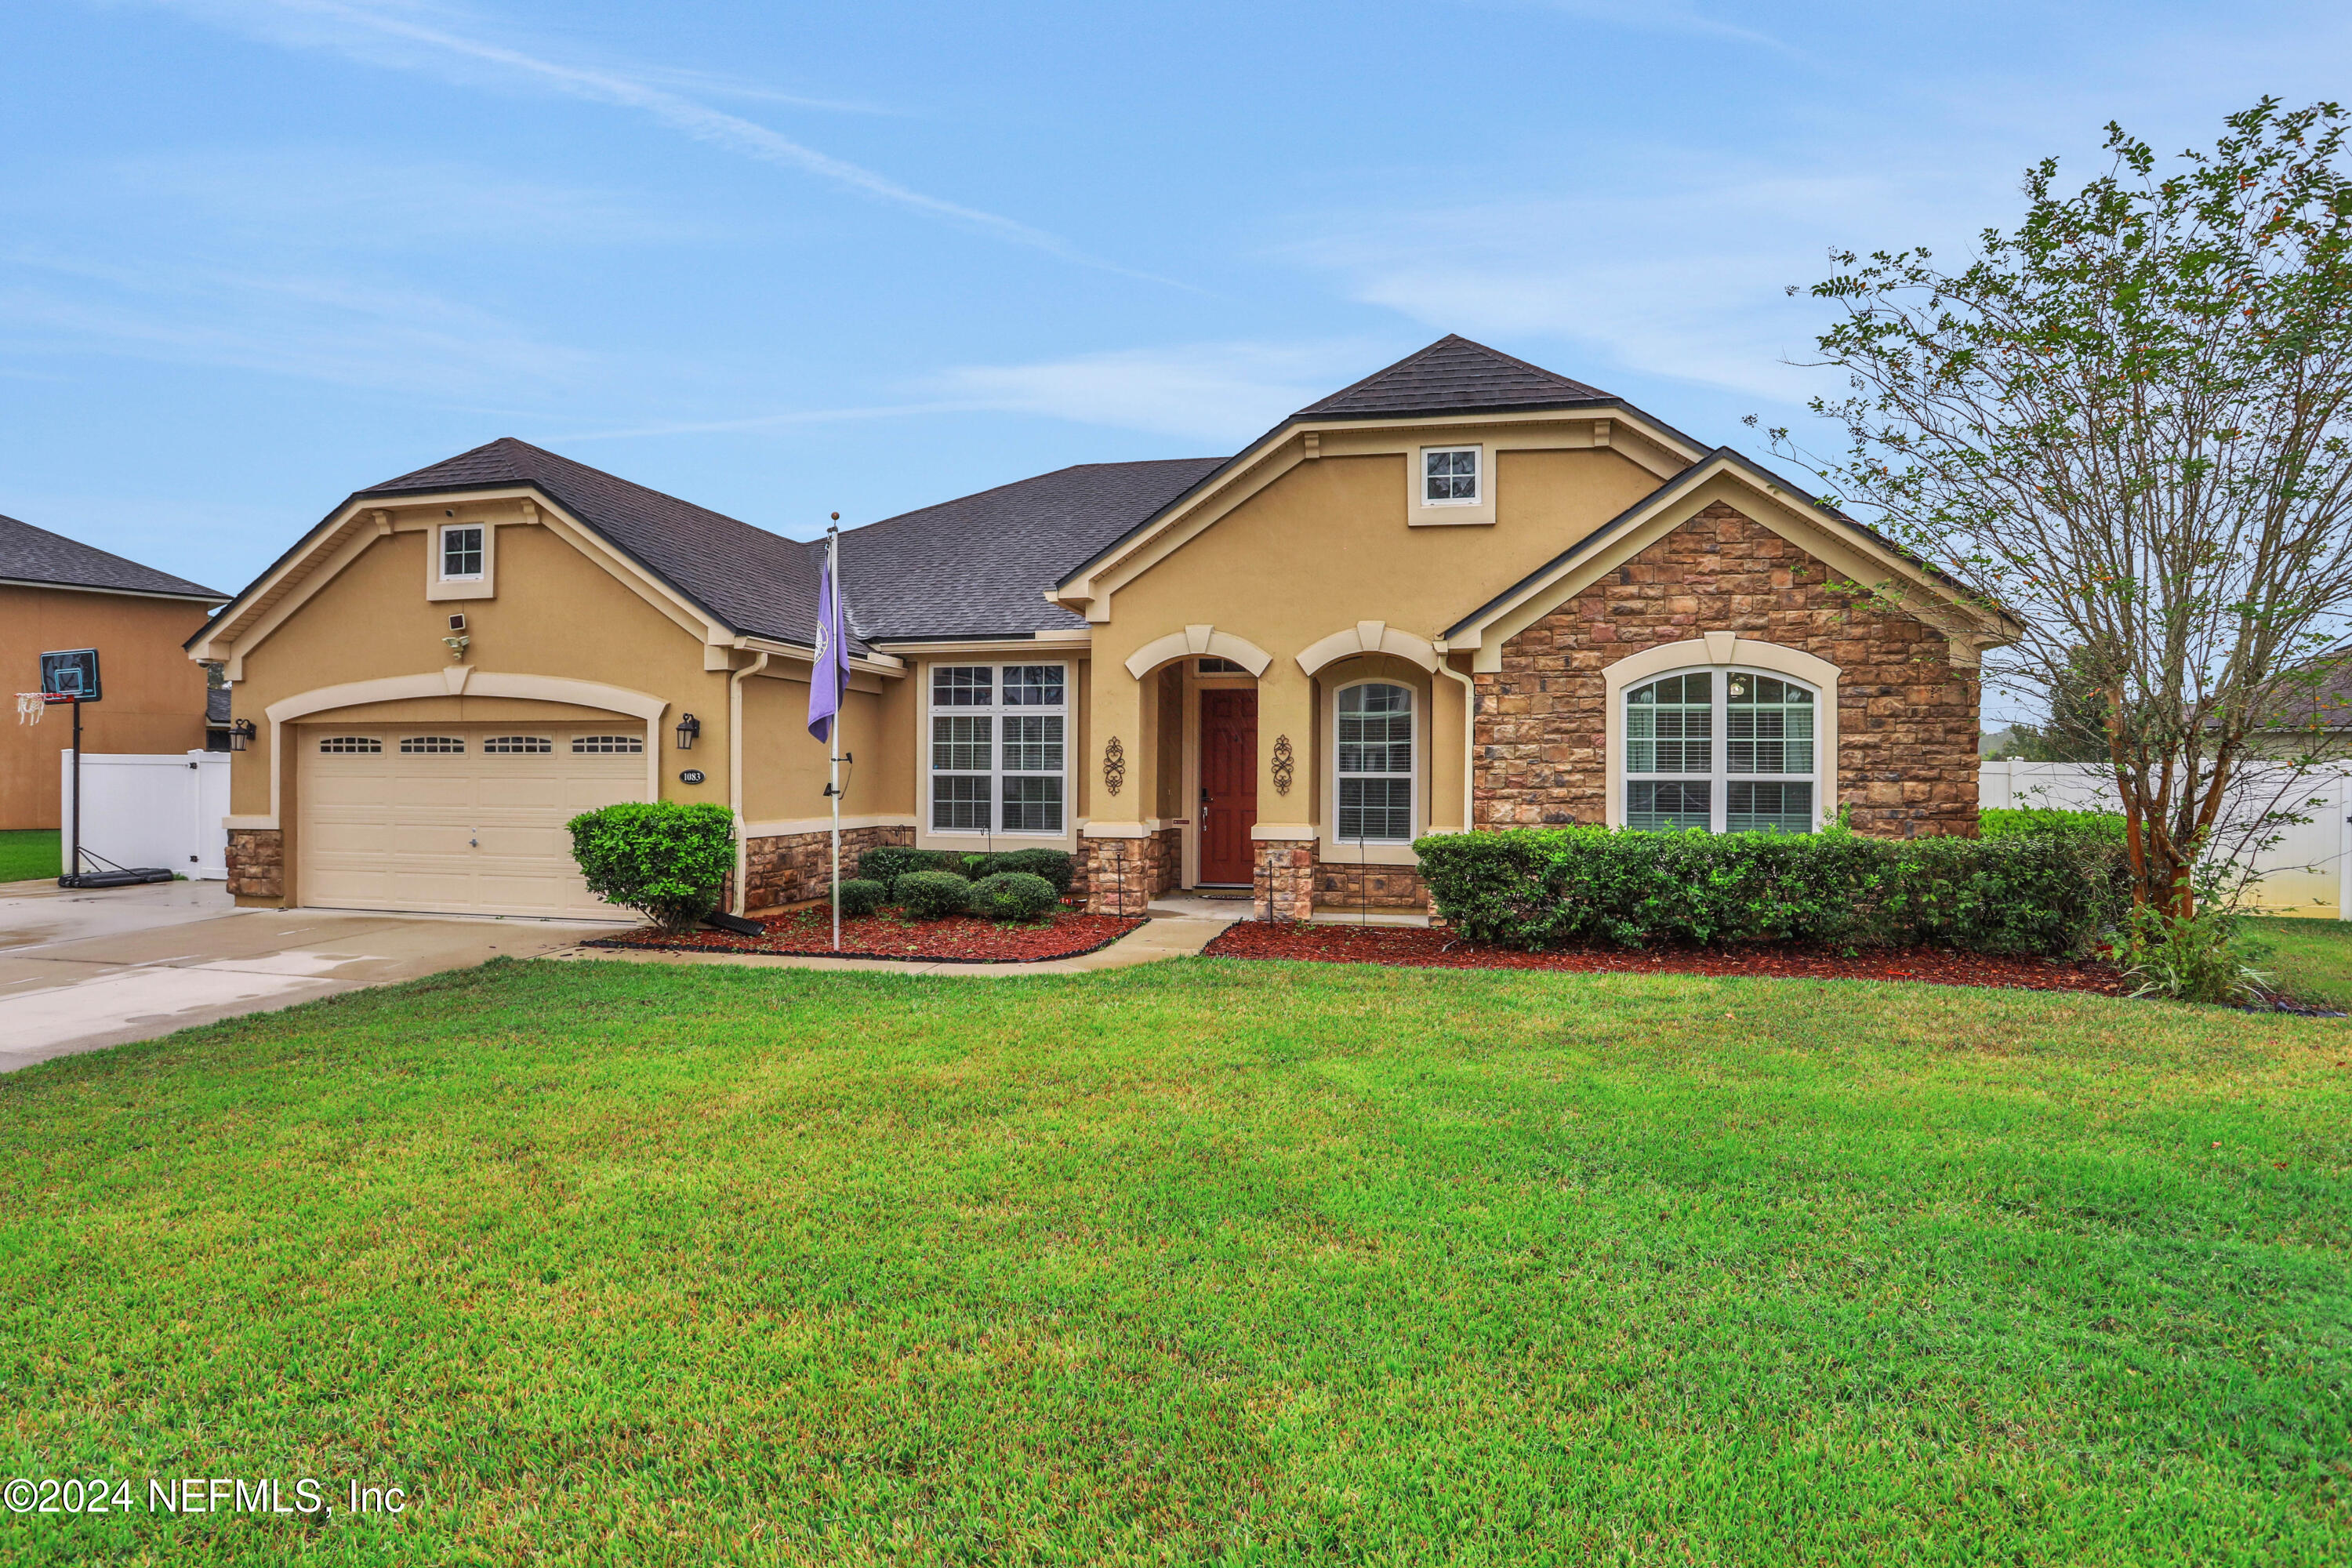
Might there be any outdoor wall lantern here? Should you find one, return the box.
[674,713,701,750]
[227,719,257,753]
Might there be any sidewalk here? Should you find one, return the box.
[548,912,1235,978]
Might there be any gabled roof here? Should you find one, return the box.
[0,511,223,601]
[839,458,1225,641]
[354,437,837,649]
[1295,334,1614,420]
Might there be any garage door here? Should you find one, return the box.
[299,724,647,918]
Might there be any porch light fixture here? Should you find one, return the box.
[674,713,701,750]
[227,719,257,753]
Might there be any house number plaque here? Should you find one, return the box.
[679,769,706,785]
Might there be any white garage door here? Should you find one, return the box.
[299,724,647,918]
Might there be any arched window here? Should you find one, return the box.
[1337,681,1414,842]
[1624,670,1818,833]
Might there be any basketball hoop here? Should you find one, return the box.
[14,691,60,725]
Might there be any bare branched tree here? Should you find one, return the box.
[1767,99,2352,914]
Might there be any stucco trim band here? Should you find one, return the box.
[1294,622,1441,677]
[1123,626,1274,680]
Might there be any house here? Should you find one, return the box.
[186,336,2015,922]
[2,512,227,829]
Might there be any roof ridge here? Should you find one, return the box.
[1294,333,1613,419]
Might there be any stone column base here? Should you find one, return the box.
[1082,829,1179,916]
[1252,837,1316,922]
[226,828,285,902]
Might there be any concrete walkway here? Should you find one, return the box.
[548,909,1236,978]
[0,878,622,1075]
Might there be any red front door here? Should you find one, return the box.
[1199,690,1258,884]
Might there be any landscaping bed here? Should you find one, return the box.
[586,906,1144,963]
[1206,918,2132,994]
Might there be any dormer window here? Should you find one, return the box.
[1423,447,1479,505]
[440,524,485,581]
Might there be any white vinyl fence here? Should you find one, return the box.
[56,750,230,880]
[1980,759,2352,919]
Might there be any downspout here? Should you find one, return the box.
[728,651,770,914]
[1436,655,1478,833]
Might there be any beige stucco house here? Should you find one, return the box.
[187,336,2015,922]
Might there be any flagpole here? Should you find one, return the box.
[829,521,842,953]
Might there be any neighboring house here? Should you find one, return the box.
[2,512,227,829]
[187,336,2016,922]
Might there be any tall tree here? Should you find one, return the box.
[1776,100,2352,913]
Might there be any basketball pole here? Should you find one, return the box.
[68,696,82,884]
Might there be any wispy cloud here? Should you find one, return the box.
[917,341,1383,446]
[141,0,1163,276]
[1528,1,1800,56]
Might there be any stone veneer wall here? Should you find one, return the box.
[742,823,914,911]
[1312,860,1429,911]
[226,828,284,901]
[1081,828,1180,916]
[1253,837,1316,922]
[1474,503,1981,838]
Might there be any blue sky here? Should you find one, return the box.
[4,0,2348,601]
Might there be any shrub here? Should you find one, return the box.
[970,871,1058,922]
[895,870,973,919]
[566,801,736,932]
[962,848,1076,895]
[1980,807,2129,841]
[833,879,887,919]
[1412,825,2131,957]
[858,845,960,885]
[2121,906,2273,1004]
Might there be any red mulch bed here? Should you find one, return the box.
[1202,920,2131,996]
[586,909,1145,964]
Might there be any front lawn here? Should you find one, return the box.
[3,960,2347,1563]
[2249,915,2352,1010]
[0,827,59,882]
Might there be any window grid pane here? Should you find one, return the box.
[1727,782,1814,833]
[932,775,989,832]
[1002,666,1065,706]
[441,526,483,578]
[1001,776,1062,833]
[1001,714,1062,772]
[1338,778,1412,842]
[931,666,992,707]
[1424,448,1479,503]
[1628,781,1711,831]
[932,715,992,772]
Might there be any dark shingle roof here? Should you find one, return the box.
[357,437,833,648]
[838,458,1226,641]
[1296,334,1613,420]
[0,511,223,601]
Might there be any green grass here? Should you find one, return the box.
[0,828,59,882]
[3,960,2347,1565]
[2248,916,2352,1010]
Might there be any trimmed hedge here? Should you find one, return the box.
[566,801,736,932]
[895,871,973,919]
[858,846,961,886]
[971,871,1059,922]
[968,848,1076,895]
[833,879,888,919]
[1980,807,2129,841]
[1413,826,2131,957]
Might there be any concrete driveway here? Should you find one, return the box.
[0,879,622,1075]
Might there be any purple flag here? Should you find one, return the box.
[807,534,849,743]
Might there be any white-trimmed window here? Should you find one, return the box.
[1421,447,1479,505]
[1624,670,1817,833]
[1336,681,1414,842]
[930,662,1067,835]
[439,524,485,581]
[572,734,644,753]
[482,735,551,753]
[400,735,465,754]
[318,735,380,753]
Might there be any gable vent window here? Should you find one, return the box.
[1336,681,1415,842]
[572,735,644,753]
[1423,447,1479,505]
[318,735,382,753]
[483,735,552,753]
[930,663,1067,836]
[400,735,466,754]
[440,524,485,581]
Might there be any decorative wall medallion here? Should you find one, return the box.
[1271,734,1295,795]
[1102,735,1126,797]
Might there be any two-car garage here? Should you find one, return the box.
[297,722,645,919]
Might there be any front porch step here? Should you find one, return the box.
[1307,907,1432,927]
